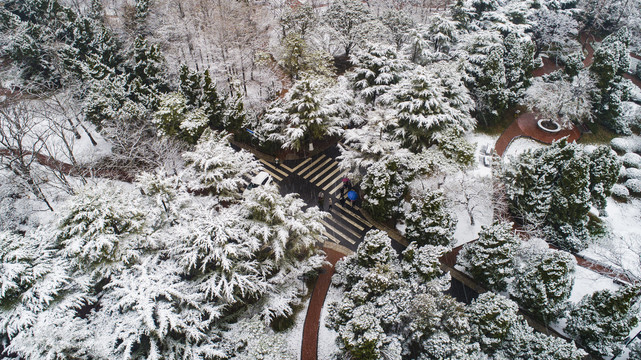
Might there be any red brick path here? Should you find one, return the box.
[301,247,346,360]
[495,112,581,156]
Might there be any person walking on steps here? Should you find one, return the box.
[318,191,324,210]
[328,197,333,211]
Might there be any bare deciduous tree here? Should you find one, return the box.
[444,172,492,225]
[0,103,54,211]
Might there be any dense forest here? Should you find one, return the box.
[1,0,641,359]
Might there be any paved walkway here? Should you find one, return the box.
[495,112,581,156]
[301,247,346,360]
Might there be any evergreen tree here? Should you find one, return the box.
[502,140,601,251]
[385,65,475,152]
[426,14,458,58]
[57,182,148,280]
[475,46,508,125]
[404,191,457,247]
[328,230,480,360]
[153,92,209,144]
[565,285,641,357]
[589,145,621,215]
[510,247,576,323]
[459,220,520,291]
[590,27,631,133]
[280,32,334,80]
[467,292,520,353]
[125,36,169,109]
[0,230,90,353]
[546,147,591,251]
[242,185,326,322]
[349,44,409,104]
[361,155,413,222]
[182,130,259,199]
[260,76,353,152]
[503,32,535,106]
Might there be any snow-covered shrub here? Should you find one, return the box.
[611,136,641,153]
[625,179,641,196]
[611,184,630,200]
[459,221,520,292]
[623,152,641,168]
[565,285,641,358]
[624,167,641,180]
[510,246,576,323]
[404,192,456,247]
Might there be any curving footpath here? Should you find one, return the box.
[301,246,346,360]
[495,112,581,156]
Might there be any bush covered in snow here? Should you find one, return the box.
[611,184,630,200]
[623,152,641,168]
[611,136,641,154]
[625,179,641,195]
[624,167,641,180]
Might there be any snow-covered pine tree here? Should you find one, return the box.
[125,36,169,109]
[153,92,209,144]
[457,30,507,126]
[589,145,621,215]
[494,314,586,359]
[384,65,475,152]
[510,246,576,323]
[404,191,457,247]
[545,145,591,251]
[327,229,480,359]
[93,257,225,360]
[501,140,599,251]
[459,220,520,291]
[590,27,632,133]
[361,154,413,221]
[181,129,259,199]
[425,14,458,61]
[467,292,521,354]
[260,75,352,152]
[503,32,535,106]
[242,184,326,323]
[565,285,641,357]
[0,229,92,359]
[173,202,267,304]
[57,182,150,280]
[349,43,410,104]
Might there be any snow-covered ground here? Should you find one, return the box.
[550,265,621,338]
[448,133,499,246]
[318,284,342,360]
[569,265,620,304]
[466,132,499,178]
[285,294,312,359]
[580,197,641,280]
[502,137,548,159]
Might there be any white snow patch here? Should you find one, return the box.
[466,132,500,178]
[502,137,548,159]
[549,266,620,337]
[581,198,641,280]
[318,284,342,360]
[569,265,620,304]
[285,292,312,360]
